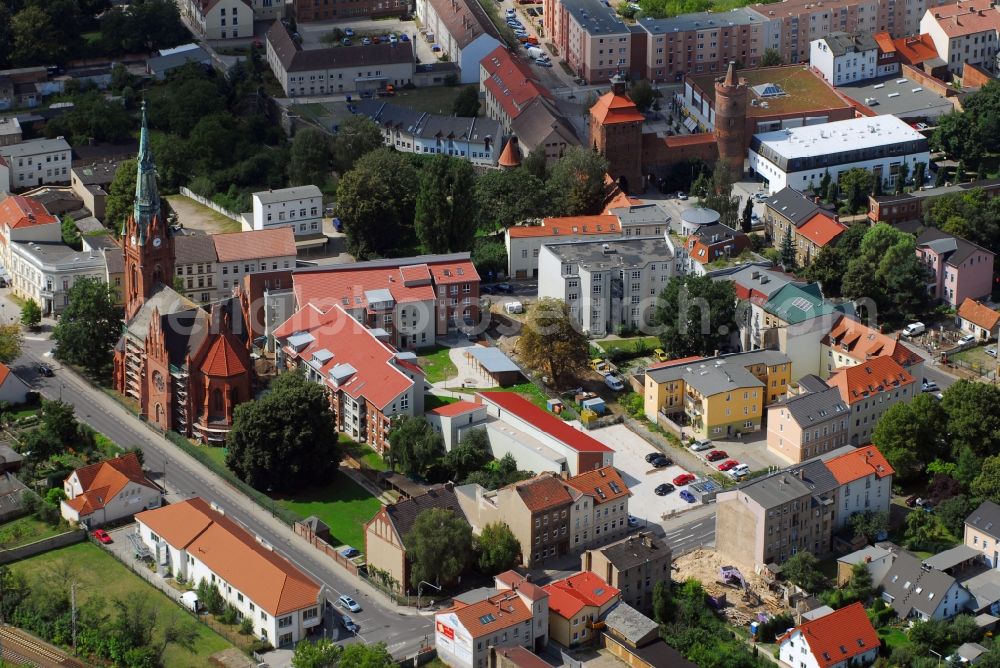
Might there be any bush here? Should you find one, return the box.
[218,604,239,625]
[620,392,644,418]
[239,617,254,635]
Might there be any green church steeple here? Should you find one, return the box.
[132,100,160,242]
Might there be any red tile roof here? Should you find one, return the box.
[427,400,482,417]
[602,192,643,213]
[478,391,613,452]
[63,453,158,518]
[590,91,645,126]
[893,34,940,65]
[274,304,420,410]
[873,31,897,54]
[826,355,915,405]
[958,297,1000,331]
[498,136,522,168]
[495,570,549,602]
[492,646,554,668]
[823,316,922,369]
[0,362,10,387]
[200,331,250,377]
[213,227,296,263]
[135,498,321,616]
[480,46,554,122]
[564,467,630,505]
[543,572,620,619]
[513,474,574,513]
[925,2,1000,37]
[779,602,878,668]
[648,355,705,371]
[440,589,532,639]
[797,212,846,248]
[0,195,58,231]
[507,216,620,239]
[825,446,894,484]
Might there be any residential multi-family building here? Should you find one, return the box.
[265,21,415,97]
[903,222,995,307]
[508,97,580,166]
[70,161,120,221]
[479,46,555,130]
[135,497,324,647]
[716,460,838,567]
[810,32,880,84]
[9,240,108,315]
[778,602,880,667]
[0,194,58,270]
[493,571,551,652]
[563,467,630,552]
[505,216,620,279]
[477,391,614,475]
[643,350,792,439]
[749,115,930,193]
[878,551,971,620]
[0,138,72,192]
[181,0,252,40]
[826,355,916,446]
[543,572,621,647]
[415,0,502,84]
[580,532,671,614]
[821,314,924,379]
[251,186,323,239]
[293,0,407,21]
[544,0,634,84]
[824,445,894,530]
[762,186,822,242]
[364,484,466,592]
[766,384,850,464]
[60,453,161,528]
[273,303,425,453]
[784,211,846,268]
[965,501,1000,568]
[456,472,574,568]
[290,253,480,349]
[867,178,1000,226]
[173,235,218,305]
[353,100,504,167]
[682,222,751,275]
[921,1,1000,75]
[957,298,1000,341]
[537,237,676,337]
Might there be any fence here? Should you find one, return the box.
[178,186,247,226]
[0,528,86,564]
[946,358,998,382]
[292,521,360,576]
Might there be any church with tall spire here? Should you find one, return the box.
[114,102,253,444]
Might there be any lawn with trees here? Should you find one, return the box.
[518,298,590,388]
[52,277,122,377]
[654,274,737,358]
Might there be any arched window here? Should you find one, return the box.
[155,403,163,423]
[212,388,223,413]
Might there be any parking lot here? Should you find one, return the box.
[579,424,701,523]
[295,17,440,65]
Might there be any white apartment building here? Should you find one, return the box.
[825,446,894,532]
[748,115,930,193]
[505,216,621,279]
[182,0,251,40]
[810,32,879,85]
[0,138,72,192]
[921,2,1000,75]
[10,241,108,315]
[537,237,675,337]
[415,0,503,84]
[136,498,325,648]
[251,185,323,238]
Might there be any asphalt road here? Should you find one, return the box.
[663,513,716,556]
[12,331,435,660]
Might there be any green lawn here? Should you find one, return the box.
[950,344,997,372]
[418,345,458,384]
[878,626,911,652]
[458,381,574,419]
[340,435,390,472]
[598,336,661,357]
[424,394,458,411]
[275,471,381,551]
[0,515,66,549]
[390,87,464,115]
[200,445,228,469]
[9,542,233,666]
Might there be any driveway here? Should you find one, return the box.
[577,424,701,523]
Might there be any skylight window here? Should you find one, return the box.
[480,614,496,624]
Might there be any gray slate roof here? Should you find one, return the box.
[385,484,466,550]
[604,603,659,646]
[966,500,1000,541]
[542,236,673,270]
[509,97,579,152]
[266,21,413,73]
[646,349,790,388]
[598,532,671,572]
[123,285,210,367]
[878,551,958,619]
[175,233,218,264]
[253,185,321,205]
[961,569,1000,613]
[765,187,821,228]
[771,386,848,428]
[354,99,503,145]
[922,544,980,572]
[820,32,879,56]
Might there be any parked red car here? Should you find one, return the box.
[92,529,112,544]
[717,460,739,472]
[672,473,695,486]
[706,450,728,462]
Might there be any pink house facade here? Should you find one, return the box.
[908,225,994,308]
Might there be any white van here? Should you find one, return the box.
[902,322,926,337]
[604,375,625,391]
[504,301,524,314]
[526,46,545,59]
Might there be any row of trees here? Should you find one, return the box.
[406,508,521,588]
[291,638,394,668]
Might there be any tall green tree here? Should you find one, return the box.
[292,638,340,668]
[387,416,444,476]
[20,300,41,330]
[546,147,609,216]
[225,371,341,492]
[740,197,753,233]
[414,155,477,254]
[629,80,655,112]
[941,382,1000,458]
[841,223,929,320]
[11,6,65,66]
[779,227,797,270]
[337,148,419,259]
[104,158,137,232]
[288,127,333,187]
[971,456,1000,504]
[761,48,783,66]
[452,86,481,117]
[406,508,473,586]
[443,428,492,481]
[0,324,21,365]
[475,168,546,232]
[518,298,589,387]
[338,642,394,667]
[330,116,384,174]
[782,551,825,592]
[702,161,740,229]
[522,149,547,181]
[475,522,521,575]
[61,216,81,250]
[872,393,947,481]
[654,275,737,358]
[52,277,122,375]
[837,168,874,213]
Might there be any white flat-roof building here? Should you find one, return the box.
[0,137,72,192]
[10,241,108,315]
[748,115,930,193]
[251,186,323,238]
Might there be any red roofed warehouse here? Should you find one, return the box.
[291,253,479,350]
[778,602,879,667]
[543,571,621,647]
[826,355,916,446]
[135,498,323,648]
[61,453,162,527]
[273,303,425,453]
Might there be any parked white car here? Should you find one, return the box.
[902,322,926,337]
[604,375,625,391]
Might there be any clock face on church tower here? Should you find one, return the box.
[152,237,162,248]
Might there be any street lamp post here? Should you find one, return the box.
[417,580,441,610]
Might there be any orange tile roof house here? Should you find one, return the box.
[822,315,924,378]
[826,355,916,446]
[824,445,895,531]
[543,571,620,647]
[778,602,879,667]
[0,194,60,269]
[273,303,425,454]
[135,498,323,648]
[60,453,161,527]
[958,298,1000,341]
[563,466,631,551]
[794,212,846,267]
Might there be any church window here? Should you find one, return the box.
[212,389,224,412]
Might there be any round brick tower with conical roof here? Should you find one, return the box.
[714,62,748,178]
